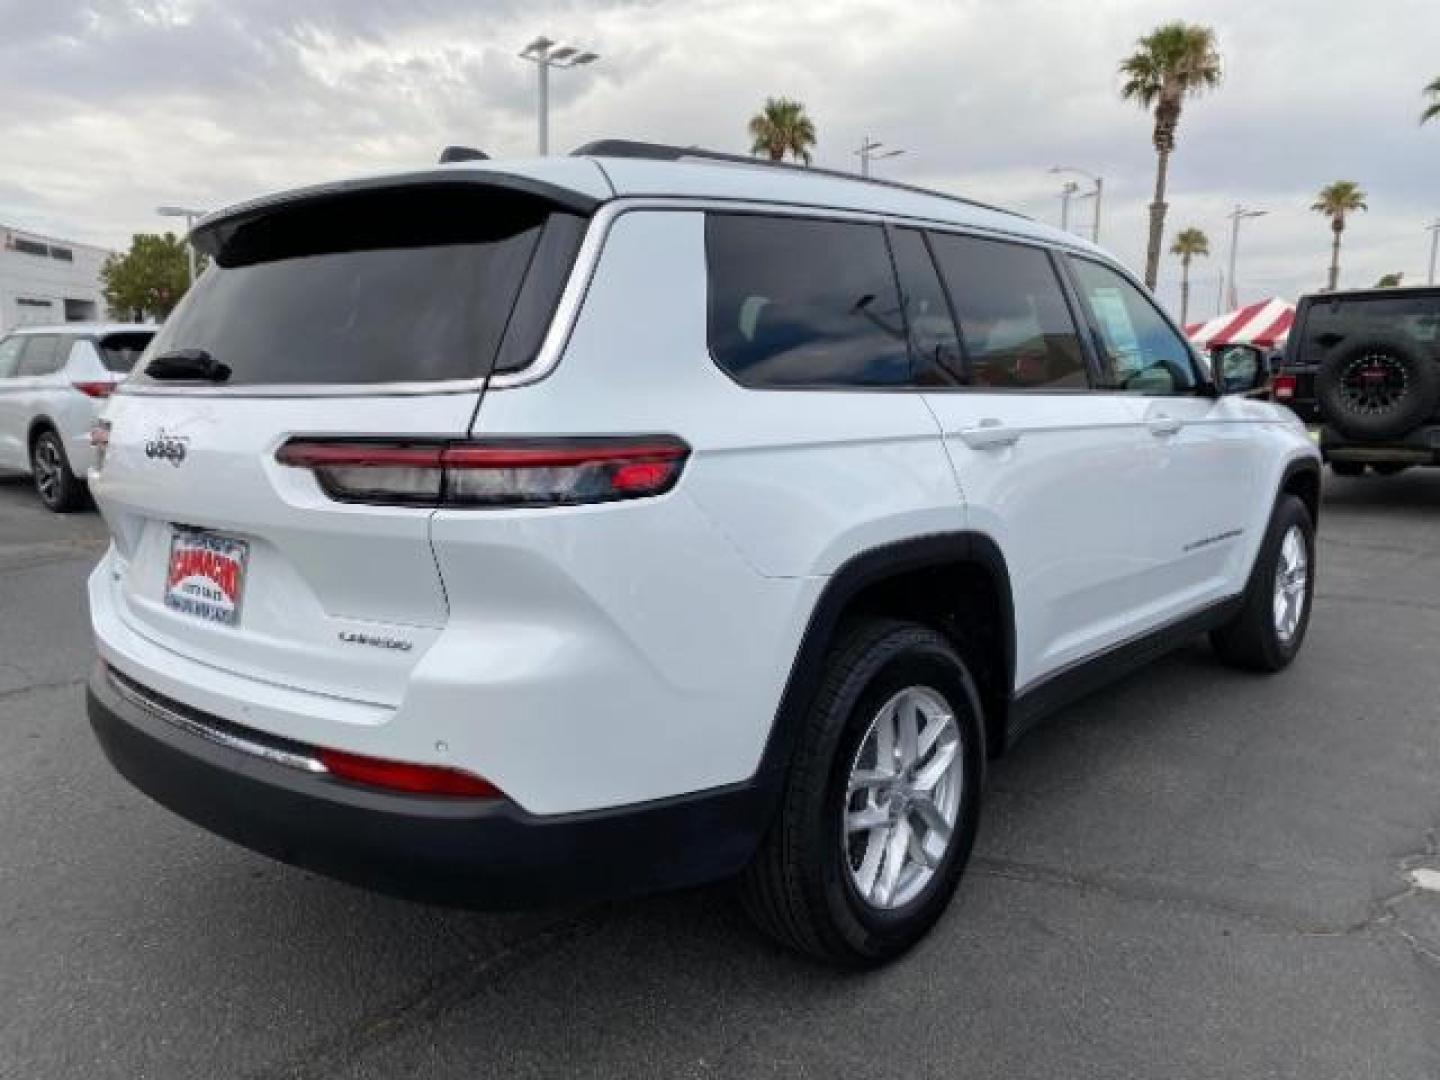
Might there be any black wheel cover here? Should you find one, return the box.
[1315,335,1439,439]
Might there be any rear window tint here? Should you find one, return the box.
[706,214,910,388]
[98,332,155,373]
[132,186,584,386]
[1298,294,1440,365]
[929,233,1088,390]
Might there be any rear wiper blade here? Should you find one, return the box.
[145,348,231,383]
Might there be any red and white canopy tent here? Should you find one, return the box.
[1185,297,1295,351]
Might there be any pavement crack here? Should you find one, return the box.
[0,676,85,703]
[247,907,612,1080]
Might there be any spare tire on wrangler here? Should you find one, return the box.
[1315,335,1440,440]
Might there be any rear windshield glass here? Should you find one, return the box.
[131,185,584,386]
[1298,293,1440,365]
[98,332,154,373]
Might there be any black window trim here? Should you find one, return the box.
[1061,251,1214,398]
[884,223,969,387]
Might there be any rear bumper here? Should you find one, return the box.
[1320,424,1440,465]
[87,661,771,908]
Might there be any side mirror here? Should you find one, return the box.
[1216,345,1264,395]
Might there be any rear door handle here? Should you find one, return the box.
[1147,415,1183,437]
[956,419,1021,450]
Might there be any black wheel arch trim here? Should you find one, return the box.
[1278,455,1322,528]
[752,531,1017,799]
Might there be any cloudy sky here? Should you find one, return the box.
[3,0,1438,316]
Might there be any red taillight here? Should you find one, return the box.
[317,748,501,798]
[1272,374,1298,401]
[277,436,690,508]
[73,380,116,399]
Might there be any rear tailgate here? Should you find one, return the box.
[92,172,594,708]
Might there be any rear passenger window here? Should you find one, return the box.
[16,335,64,376]
[890,229,963,386]
[929,234,1088,390]
[706,214,910,387]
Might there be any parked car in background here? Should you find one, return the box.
[84,143,1319,967]
[1273,287,1440,475]
[0,323,154,510]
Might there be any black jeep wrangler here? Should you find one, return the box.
[1275,286,1440,476]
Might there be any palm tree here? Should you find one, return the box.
[1423,76,1440,124]
[1311,181,1368,292]
[747,97,817,165]
[1119,22,1223,289]
[1169,227,1210,325]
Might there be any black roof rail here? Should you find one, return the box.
[439,145,489,163]
[570,139,1027,221]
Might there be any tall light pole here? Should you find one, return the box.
[1427,219,1440,286]
[1057,180,1079,233]
[156,205,205,286]
[518,36,599,156]
[1225,205,1267,310]
[855,136,904,178]
[1050,166,1104,243]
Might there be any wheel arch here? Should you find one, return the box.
[754,532,1017,804]
[1279,456,1321,528]
[27,415,59,454]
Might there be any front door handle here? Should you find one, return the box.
[1147,414,1183,437]
[956,419,1021,450]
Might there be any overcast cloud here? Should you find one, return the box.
[1,0,1437,313]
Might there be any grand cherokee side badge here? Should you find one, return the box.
[338,631,414,652]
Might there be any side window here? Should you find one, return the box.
[929,233,1088,390]
[1069,257,1199,393]
[0,337,23,378]
[889,229,963,386]
[705,214,910,388]
[16,335,65,376]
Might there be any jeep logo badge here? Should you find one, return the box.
[144,430,189,466]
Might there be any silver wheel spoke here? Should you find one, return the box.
[911,794,951,840]
[897,701,919,768]
[908,825,938,869]
[873,818,912,906]
[912,739,958,792]
[847,804,889,833]
[847,769,892,794]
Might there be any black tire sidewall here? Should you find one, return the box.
[1316,336,1438,440]
[811,630,984,962]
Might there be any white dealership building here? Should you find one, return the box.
[0,223,111,333]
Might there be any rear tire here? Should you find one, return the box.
[30,429,85,513]
[1370,462,1412,477]
[740,619,984,967]
[1210,495,1315,672]
[1328,460,1364,478]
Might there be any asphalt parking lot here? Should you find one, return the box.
[1,470,1437,1079]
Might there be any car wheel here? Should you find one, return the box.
[740,619,984,967]
[1328,460,1364,478]
[1210,494,1315,673]
[31,429,85,513]
[1370,462,1412,477]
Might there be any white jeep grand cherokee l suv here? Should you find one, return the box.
[0,323,154,511]
[86,142,1320,966]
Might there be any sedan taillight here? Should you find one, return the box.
[276,436,690,508]
[73,381,116,399]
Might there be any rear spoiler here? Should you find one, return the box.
[192,171,601,262]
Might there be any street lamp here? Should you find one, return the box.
[156,205,206,286]
[518,36,600,156]
[1225,205,1267,310]
[1050,166,1104,243]
[1057,180,1079,233]
[855,136,904,178]
[1427,219,1440,286]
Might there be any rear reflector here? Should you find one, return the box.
[1272,374,1298,401]
[73,381,116,399]
[277,436,690,508]
[317,748,502,798]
